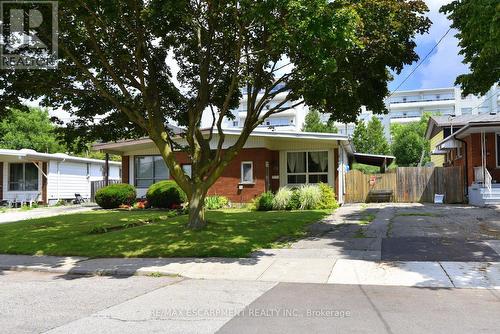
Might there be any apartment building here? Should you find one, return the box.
[211,84,500,139]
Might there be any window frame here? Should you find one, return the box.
[240,161,254,184]
[134,155,170,188]
[8,162,39,192]
[286,150,329,186]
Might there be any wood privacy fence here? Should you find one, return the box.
[345,166,465,204]
[90,179,121,202]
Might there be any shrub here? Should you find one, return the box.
[205,196,229,210]
[318,183,339,209]
[256,191,274,211]
[95,184,136,209]
[298,184,322,210]
[272,187,294,210]
[146,180,187,209]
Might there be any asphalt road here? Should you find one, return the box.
[1,271,499,334]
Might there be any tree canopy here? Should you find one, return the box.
[390,113,431,166]
[0,0,430,228]
[353,116,390,155]
[441,0,500,95]
[0,108,66,153]
[302,109,338,133]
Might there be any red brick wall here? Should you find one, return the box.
[449,133,500,186]
[199,148,278,203]
[122,156,130,184]
[152,148,279,203]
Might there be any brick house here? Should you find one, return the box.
[431,114,500,205]
[94,129,358,204]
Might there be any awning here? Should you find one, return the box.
[353,153,395,167]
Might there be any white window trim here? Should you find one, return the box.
[134,155,170,188]
[285,150,329,186]
[240,161,254,184]
[8,162,40,192]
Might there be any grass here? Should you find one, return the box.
[0,209,330,258]
[359,213,376,225]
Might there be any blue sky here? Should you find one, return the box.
[388,0,469,91]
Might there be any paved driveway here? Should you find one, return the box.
[0,205,98,224]
[281,203,500,262]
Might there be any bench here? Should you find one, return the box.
[368,190,393,203]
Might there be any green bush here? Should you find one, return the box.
[205,195,229,210]
[146,180,187,209]
[318,183,339,209]
[272,187,294,210]
[95,184,136,209]
[256,191,274,211]
[298,185,322,210]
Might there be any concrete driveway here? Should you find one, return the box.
[0,205,98,224]
[277,203,500,262]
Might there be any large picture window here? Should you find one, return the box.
[9,163,39,191]
[134,156,169,188]
[287,151,328,185]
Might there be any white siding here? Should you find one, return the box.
[47,161,91,202]
[1,161,42,203]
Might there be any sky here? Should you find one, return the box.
[387,0,469,92]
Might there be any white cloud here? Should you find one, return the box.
[416,0,469,88]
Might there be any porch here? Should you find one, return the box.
[434,120,500,206]
[0,150,48,207]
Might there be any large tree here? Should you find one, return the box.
[0,0,430,229]
[0,108,66,153]
[353,116,390,155]
[302,109,338,133]
[441,0,500,95]
[390,113,431,166]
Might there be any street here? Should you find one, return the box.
[1,271,499,334]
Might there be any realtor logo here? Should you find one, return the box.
[0,1,58,69]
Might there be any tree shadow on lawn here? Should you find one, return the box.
[0,209,330,279]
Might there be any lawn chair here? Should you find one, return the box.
[28,193,40,207]
[74,193,86,205]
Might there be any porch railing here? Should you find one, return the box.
[485,168,492,194]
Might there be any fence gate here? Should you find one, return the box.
[90,180,121,202]
[345,166,464,204]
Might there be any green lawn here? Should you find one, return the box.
[0,209,330,258]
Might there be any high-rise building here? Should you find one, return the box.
[211,84,499,138]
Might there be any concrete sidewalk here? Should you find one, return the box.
[0,254,499,289]
[0,205,97,224]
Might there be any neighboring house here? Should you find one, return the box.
[94,129,391,204]
[0,149,121,205]
[430,114,500,206]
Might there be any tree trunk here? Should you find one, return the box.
[186,187,207,230]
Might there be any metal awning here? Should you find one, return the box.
[353,153,395,167]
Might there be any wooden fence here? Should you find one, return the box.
[345,166,465,204]
[90,179,121,202]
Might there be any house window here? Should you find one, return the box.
[456,146,463,159]
[287,151,328,185]
[241,161,254,184]
[134,156,169,188]
[182,164,192,178]
[9,163,39,191]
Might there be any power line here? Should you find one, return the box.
[389,27,452,97]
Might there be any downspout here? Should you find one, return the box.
[455,136,468,198]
